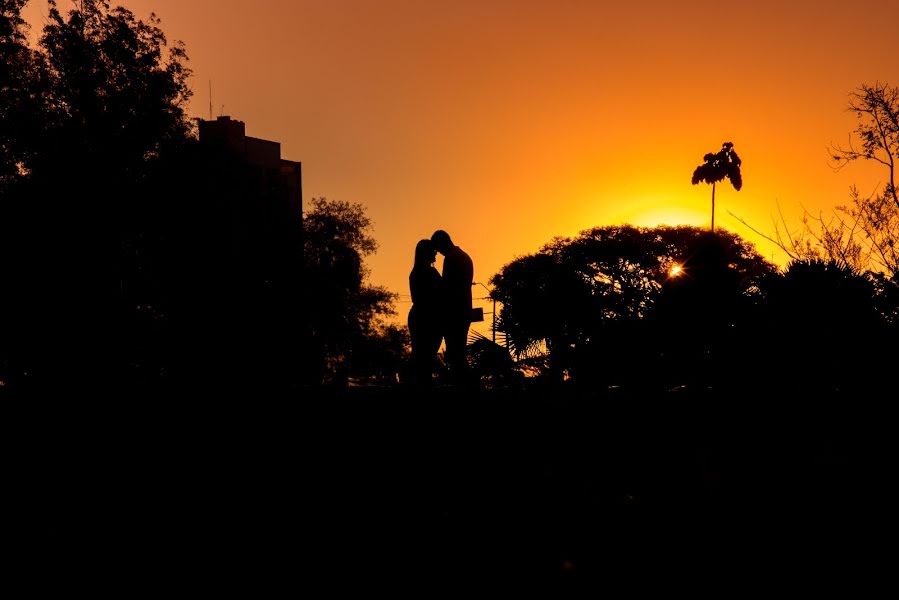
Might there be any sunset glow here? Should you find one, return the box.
[21,0,899,330]
[5,2,893,567]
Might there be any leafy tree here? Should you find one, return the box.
[467,330,521,389]
[0,0,48,191]
[692,142,743,231]
[490,251,593,382]
[871,269,899,326]
[302,198,397,385]
[490,224,773,385]
[831,83,898,210]
[651,231,766,389]
[754,84,899,275]
[0,0,193,392]
[824,83,899,273]
[350,323,410,385]
[758,259,884,394]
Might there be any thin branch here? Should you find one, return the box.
[777,200,798,252]
[727,209,800,261]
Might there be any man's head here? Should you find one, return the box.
[430,230,454,255]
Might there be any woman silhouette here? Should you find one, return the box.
[408,239,443,385]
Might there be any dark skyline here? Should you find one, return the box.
[20,0,899,335]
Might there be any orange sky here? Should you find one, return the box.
[22,0,899,331]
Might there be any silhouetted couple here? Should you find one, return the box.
[408,230,474,387]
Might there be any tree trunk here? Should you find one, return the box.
[711,181,716,231]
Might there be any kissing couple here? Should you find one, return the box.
[407,230,474,386]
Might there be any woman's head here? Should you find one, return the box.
[414,239,437,268]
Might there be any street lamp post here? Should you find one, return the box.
[473,282,496,344]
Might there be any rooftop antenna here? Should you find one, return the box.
[208,80,213,120]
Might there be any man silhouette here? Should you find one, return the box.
[431,230,474,383]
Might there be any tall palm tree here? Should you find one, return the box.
[692,142,743,231]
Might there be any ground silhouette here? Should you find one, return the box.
[13,383,890,592]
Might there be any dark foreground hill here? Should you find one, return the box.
[9,385,892,593]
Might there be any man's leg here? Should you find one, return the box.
[444,321,470,383]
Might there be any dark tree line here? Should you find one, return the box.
[5,1,894,395]
[490,225,771,386]
[301,198,404,386]
[490,225,898,395]
[0,1,398,394]
[1,0,195,395]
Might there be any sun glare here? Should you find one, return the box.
[609,203,709,230]
[669,265,683,277]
